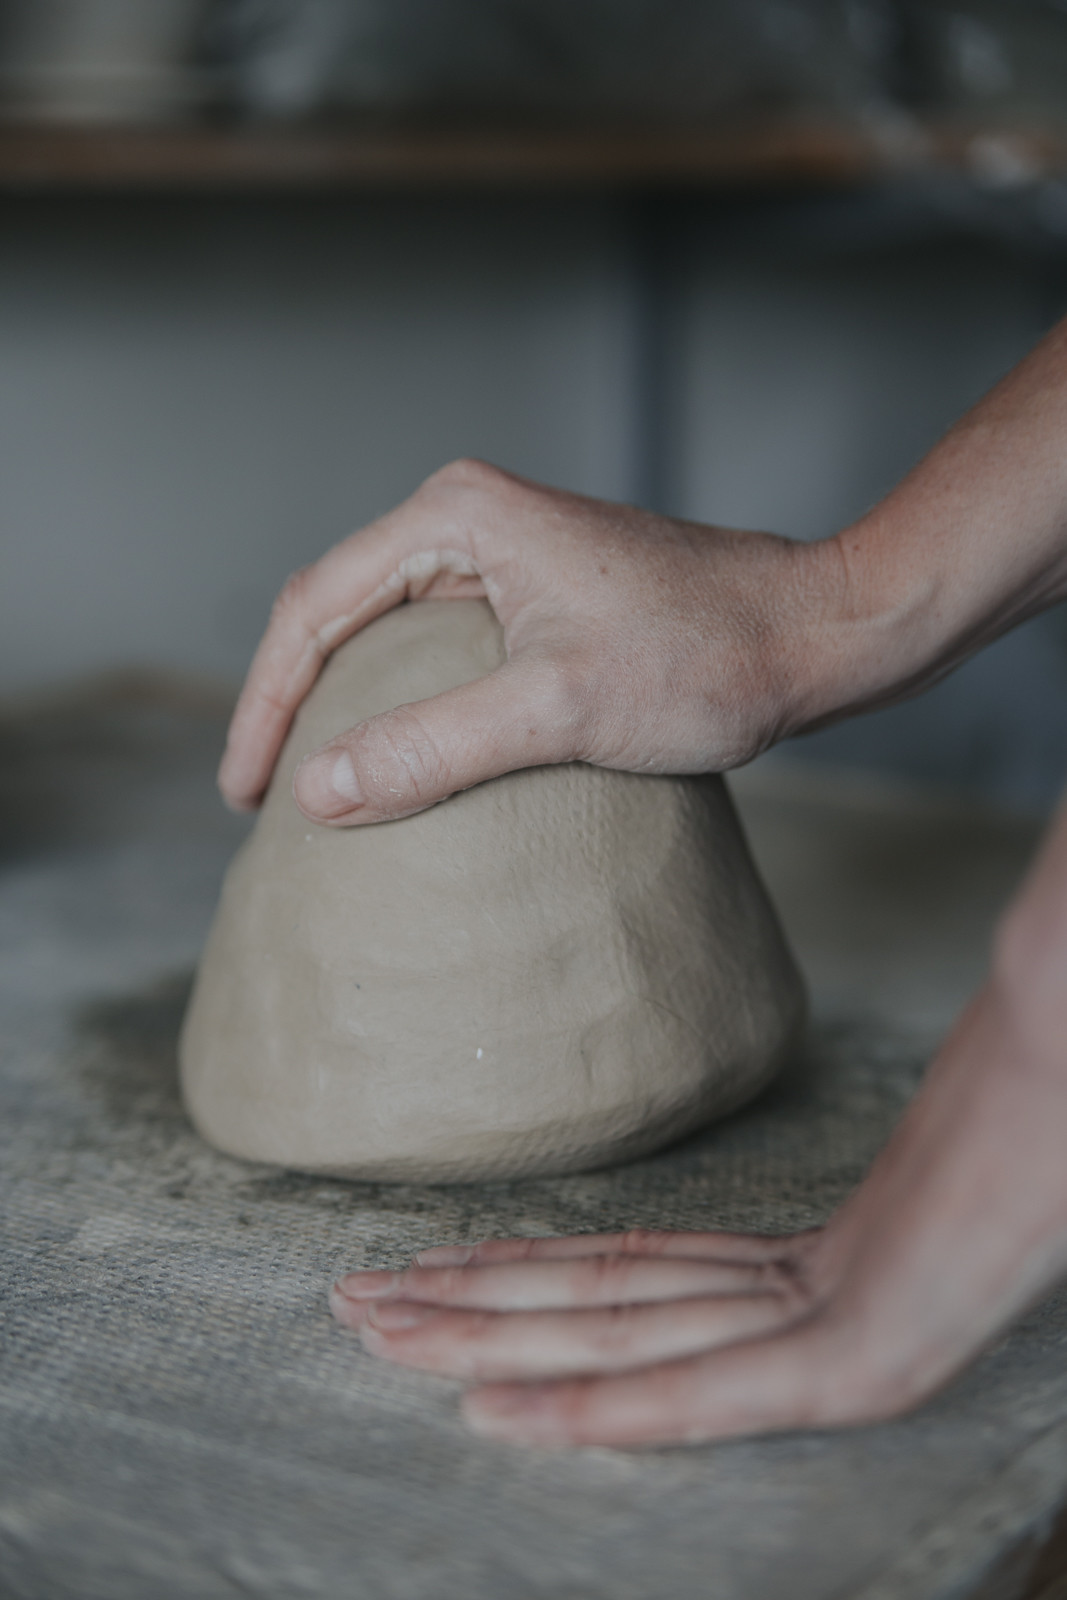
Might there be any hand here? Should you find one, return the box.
[329,805,1067,1447]
[218,459,836,823]
[220,313,1067,826]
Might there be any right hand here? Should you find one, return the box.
[217,459,836,826]
[327,801,1067,1448]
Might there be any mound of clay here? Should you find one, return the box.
[180,600,805,1182]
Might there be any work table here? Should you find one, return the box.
[0,679,1063,1600]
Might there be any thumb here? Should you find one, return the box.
[292,660,580,826]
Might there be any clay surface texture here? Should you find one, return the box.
[180,600,804,1181]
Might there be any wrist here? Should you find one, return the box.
[795,427,1067,741]
[782,499,1067,741]
[770,523,930,740]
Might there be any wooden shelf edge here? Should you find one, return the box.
[0,116,1064,193]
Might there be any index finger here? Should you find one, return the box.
[413,1229,805,1268]
[217,494,482,810]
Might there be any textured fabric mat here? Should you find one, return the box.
[1,686,1065,1600]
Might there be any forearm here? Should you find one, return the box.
[792,316,1067,734]
[810,797,1067,1404]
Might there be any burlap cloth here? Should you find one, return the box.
[2,686,1066,1600]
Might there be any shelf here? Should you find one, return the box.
[0,114,1064,194]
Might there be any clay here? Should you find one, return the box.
[180,600,805,1182]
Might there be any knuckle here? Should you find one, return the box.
[451,1308,496,1345]
[455,1326,502,1377]
[350,706,450,812]
[531,655,592,758]
[426,457,507,495]
[580,1254,634,1299]
[587,1304,641,1356]
[406,1265,462,1303]
[469,1240,512,1265]
[510,1239,542,1262]
[618,1228,662,1256]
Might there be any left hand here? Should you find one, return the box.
[216,462,830,825]
[329,804,1067,1448]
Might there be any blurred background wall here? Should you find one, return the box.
[0,192,638,687]
[2,0,1067,811]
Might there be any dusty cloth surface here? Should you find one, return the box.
[1,685,1066,1600]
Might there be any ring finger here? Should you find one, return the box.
[345,1291,799,1379]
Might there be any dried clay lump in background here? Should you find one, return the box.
[180,600,805,1182]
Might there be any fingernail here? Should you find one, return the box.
[216,758,259,813]
[366,1301,434,1331]
[415,1244,475,1267]
[329,1288,378,1335]
[334,1270,400,1300]
[295,749,362,818]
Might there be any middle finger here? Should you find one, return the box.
[332,1253,793,1312]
